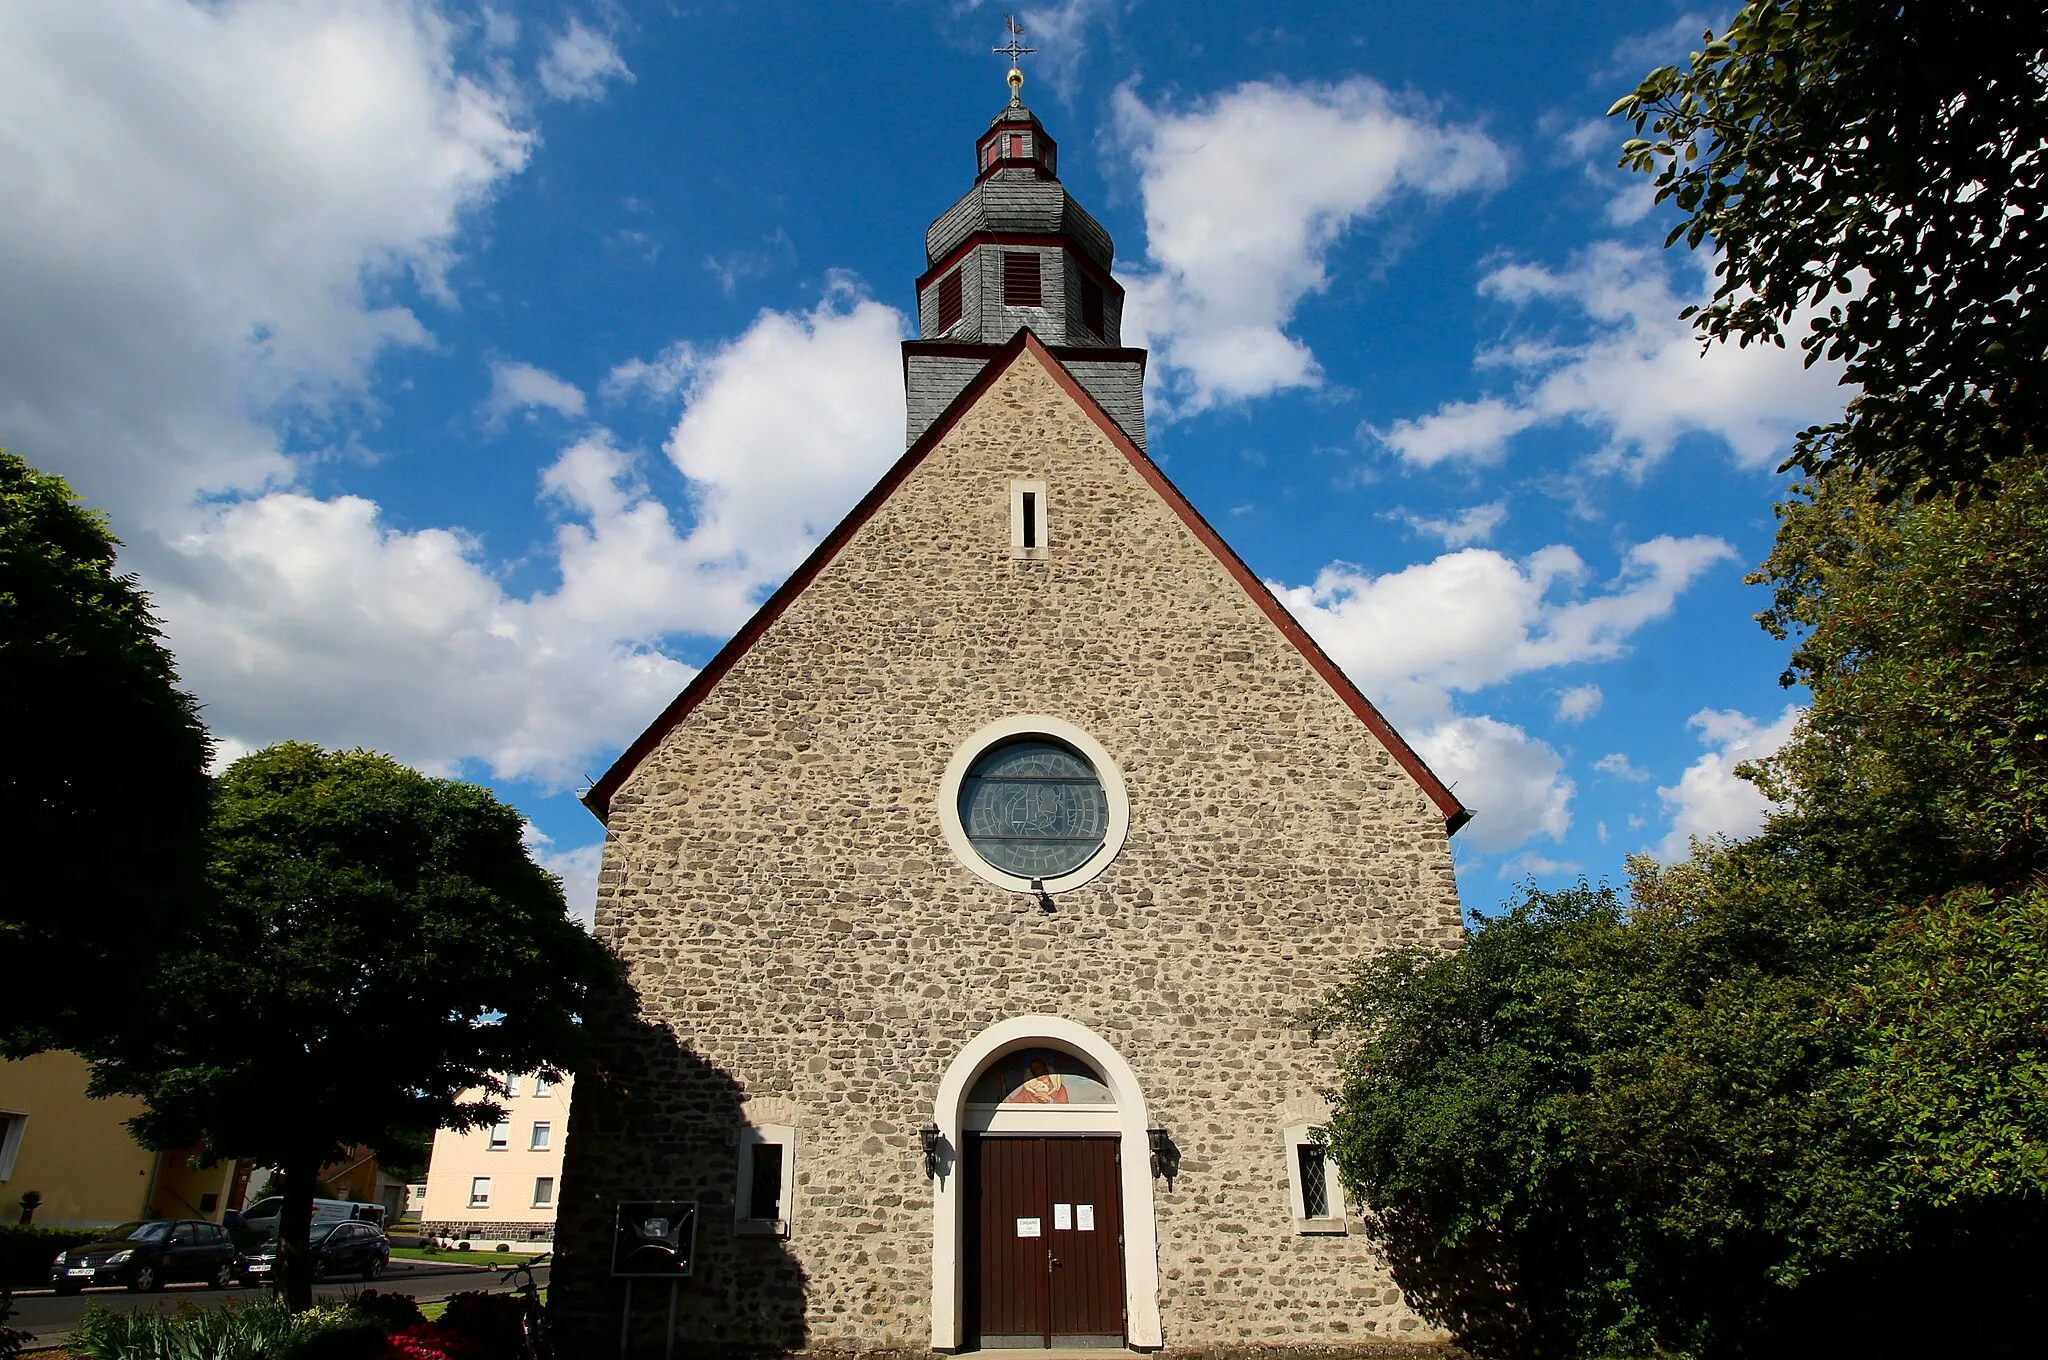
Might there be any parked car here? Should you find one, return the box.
[237,1220,391,1285]
[236,1196,385,1241]
[50,1219,239,1294]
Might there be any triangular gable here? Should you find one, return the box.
[584,328,1470,833]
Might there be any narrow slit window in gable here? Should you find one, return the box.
[1011,480,1048,559]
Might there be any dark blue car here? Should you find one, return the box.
[51,1219,239,1293]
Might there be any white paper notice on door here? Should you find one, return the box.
[1016,1217,1042,1238]
[1053,1203,1073,1230]
[1075,1203,1096,1231]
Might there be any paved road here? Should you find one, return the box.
[7,1258,549,1349]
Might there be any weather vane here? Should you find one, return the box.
[993,13,1035,105]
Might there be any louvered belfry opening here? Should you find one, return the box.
[937,269,963,332]
[1079,275,1104,337]
[1002,251,1043,307]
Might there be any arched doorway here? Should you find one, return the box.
[930,1017,1162,1351]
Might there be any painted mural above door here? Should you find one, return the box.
[967,1049,1114,1106]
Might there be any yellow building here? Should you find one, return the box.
[0,1051,244,1228]
[419,1072,571,1245]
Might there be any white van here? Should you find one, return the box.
[234,1196,385,1239]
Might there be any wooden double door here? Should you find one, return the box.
[967,1135,1126,1348]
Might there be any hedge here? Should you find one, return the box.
[0,1222,113,1288]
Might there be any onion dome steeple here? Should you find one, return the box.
[902,37,1146,449]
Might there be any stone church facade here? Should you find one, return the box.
[553,81,1468,1356]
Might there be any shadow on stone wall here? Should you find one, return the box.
[553,970,810,1358]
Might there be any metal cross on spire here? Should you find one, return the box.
[993,13,1035,104]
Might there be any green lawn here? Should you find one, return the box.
[388,1244,541,1269]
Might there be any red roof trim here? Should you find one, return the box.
[584,331,1469,834]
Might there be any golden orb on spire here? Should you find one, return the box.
[1008,65,1025,106]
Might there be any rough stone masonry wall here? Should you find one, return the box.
[552,348,1464,1355]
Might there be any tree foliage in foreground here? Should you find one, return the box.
[90,742,617,1311]
[0,449,212,1057]
[1311,453,2048,1358]
[1613,0,2048,503]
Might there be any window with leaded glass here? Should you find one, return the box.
[958,739,1107,878]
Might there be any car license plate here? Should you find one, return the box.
[67,1267,94,1276]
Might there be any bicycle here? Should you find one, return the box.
[503,1251,553,1360]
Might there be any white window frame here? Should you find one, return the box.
[488,1123,509,1151]
[533,1074,554,1097]
[0,1111,26,1180]
[529,1121,551,1151]
[1009,479,1048,561]
[469,1176,491,1207]
[1283,1123,1346,1234]
[532,1176,554,1208]
[504,1075,520,1096]
[734,1124,797,1238]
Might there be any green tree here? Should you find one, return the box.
[90,742,616,1310]
[1612,1,2048,502]
[1312,451,2048,1357]
[0,449,212,1056]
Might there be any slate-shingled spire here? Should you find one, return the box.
[903,75,1147,449]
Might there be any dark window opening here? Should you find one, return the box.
[1298,1145,1329,1218]
[747,1143,784,1220]
[1022,491,1038,549]
[198,1193,219,1213]
[1079,276,1105,336]
[1003,252,1042,307]
[936,270,963,332]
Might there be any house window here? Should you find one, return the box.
[1002,252,1042,307]
[504,1075,520,1097]
[1009,479,1048,560]
[936,269,963,332]
[470,1177,491,1207]
[0,1112,25,1180]
[1009,133,1025,158]
[1079,275,1105,337]
[488,1123,509,1151]
[534,1075,553,1097]
[532,1177,555,1207]
[734,1124,797,1237]
[1284,1124,1346,1233]
[530,1122,551,1151]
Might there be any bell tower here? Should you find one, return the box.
[903,59,1147,449]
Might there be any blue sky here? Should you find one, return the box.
[0,1,1843,921]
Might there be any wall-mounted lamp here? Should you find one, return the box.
[920,1122,945,1180]
[1031,878,1054,913]
[1147,1123,1179,1188]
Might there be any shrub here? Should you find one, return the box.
[433,1292,526,1355]
[0,1291,30,1360]
[493,1245,508,1255]
[348,1292,425,1332]
[71,1297,295,1360]
[0,1223,105,1287]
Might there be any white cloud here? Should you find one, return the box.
[0,0,532,534]
[1595,751,1651,783]
[1277,535,1731,856]
[537,19,631,103]
[1114,79,1507,414]
[1656,704,1804,858]
[1500,850,1582,880]
[1555,683,1603,722]
[1418,715,1574,854]
[484,359,587,424]
[1016,1,1117,99]
[1275,534,1735,726]
[526,824,603,931]
[150,437,699,785]
[1372,243,1847,474]
[1391,500,1508,547]
[161,282,906,782]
